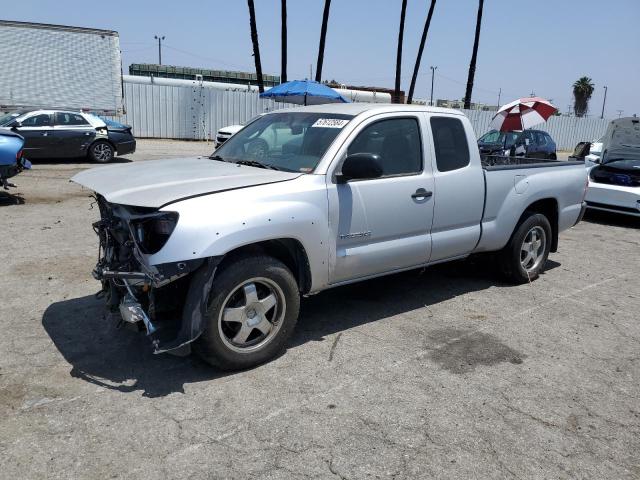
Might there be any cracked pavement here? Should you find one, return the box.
[1,140,639,479]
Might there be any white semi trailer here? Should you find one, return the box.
[0,20,124,114]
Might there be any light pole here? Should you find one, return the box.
[601,86,608,119]
[429,66,437,106]
[154,35,165,65]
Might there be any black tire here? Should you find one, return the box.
[89,140,114,163]
[498,212,552,284]
[194,255,300,370]
[550,153,557,160]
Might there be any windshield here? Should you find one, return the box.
[212,112,354,172]
[0,112,25,126]
[479,130,520,148]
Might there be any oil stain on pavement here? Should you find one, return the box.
[427,328,525,374]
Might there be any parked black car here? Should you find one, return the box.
[0,110,134,163]
[478,129,557,159]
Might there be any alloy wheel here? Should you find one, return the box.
[520,226,546,273]
[217,277,285,353]
[94,143,113,162]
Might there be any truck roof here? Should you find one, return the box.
[274,103,466,117]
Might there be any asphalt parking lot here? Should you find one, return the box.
[0,140,638,479]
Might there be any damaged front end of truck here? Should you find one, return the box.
[92,195,219,354]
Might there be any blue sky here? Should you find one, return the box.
[9,0,640,117]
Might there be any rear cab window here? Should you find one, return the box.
[430,116,470,172]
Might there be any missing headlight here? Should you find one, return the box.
[130,212,179,254]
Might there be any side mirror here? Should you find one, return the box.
[337,153,383,183]
[10,121,21,130]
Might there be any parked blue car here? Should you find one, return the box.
[478,129,557,160]
[0,129,31,189]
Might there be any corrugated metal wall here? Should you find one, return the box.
[110,82,293,141]
[112,81,610,150]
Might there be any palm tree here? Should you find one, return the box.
[281,0,287,83]
[573,77,595,117]
[394,0,408,104]
[247,0,264,93]
[463,0,484,109]
[407,0,437,104]
[315,0,332,82]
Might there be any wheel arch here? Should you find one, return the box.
[520,198,559,252]
[217,238,313,294]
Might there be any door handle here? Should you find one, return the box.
[41,132,48,136]
[411,188,432,199]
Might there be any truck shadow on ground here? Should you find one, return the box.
[42,258,559,398]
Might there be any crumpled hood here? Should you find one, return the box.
[71,157,302,208]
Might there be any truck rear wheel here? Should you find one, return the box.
[498,213,552,284]
[194,255,300,370]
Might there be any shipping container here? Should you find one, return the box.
[0,20,124,114]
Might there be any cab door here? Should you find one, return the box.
[14,113,55,159]
[327,114,435,284]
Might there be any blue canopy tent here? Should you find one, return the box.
[259,80,349,106]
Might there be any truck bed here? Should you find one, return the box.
[473,156,587,253]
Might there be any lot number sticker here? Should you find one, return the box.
[311,118,350,128]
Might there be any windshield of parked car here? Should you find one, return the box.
[211,112,354,172]
[0,112,25,126]
[479,130,520,148]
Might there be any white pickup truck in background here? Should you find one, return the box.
[73,104,588,370]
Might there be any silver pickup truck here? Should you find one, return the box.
[72,104,588,370]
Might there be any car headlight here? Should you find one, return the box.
[130,212,179,254]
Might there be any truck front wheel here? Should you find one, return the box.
[498,213,552,284]
[194,255,300,370]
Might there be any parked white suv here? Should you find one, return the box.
[214,124,243,148]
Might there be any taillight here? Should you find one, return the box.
[16,149,22,160]
[581,173,589,202]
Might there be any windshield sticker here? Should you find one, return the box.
[311,118,349,128]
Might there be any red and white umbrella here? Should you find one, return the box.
[490,97,557,131]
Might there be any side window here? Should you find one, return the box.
[430,117,470,172]
[347,118,422,176]
[545,134,554,145]
[535,132,547,146]
[520,131,533,146]
[55,112,89,126]
[22,114,51,127]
